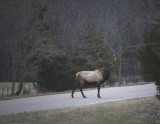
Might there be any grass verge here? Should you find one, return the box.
[0,82,153,101]
[0,96,160,124]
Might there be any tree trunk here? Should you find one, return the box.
[118,48,122,84]
[15,81,23,96]
[11,55,16,96]
[11,81,15,96]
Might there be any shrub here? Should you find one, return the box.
[37,56,94,92]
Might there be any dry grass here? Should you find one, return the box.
[0,82,75,100]
[0,82,37,100]
[0,96,160,124]
[0,82,36,94]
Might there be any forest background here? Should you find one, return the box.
[0,0,160,95]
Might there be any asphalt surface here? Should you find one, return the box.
[0,84,157,116]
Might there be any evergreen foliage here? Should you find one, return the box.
[137,20,160,86]
[78,22,111,65]
[38,57,94,92]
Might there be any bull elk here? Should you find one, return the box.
[71,49,116,98]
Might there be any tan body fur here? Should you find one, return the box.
[72,67,110,98]
[76,70,104,84]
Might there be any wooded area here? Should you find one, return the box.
[0,0,160,95]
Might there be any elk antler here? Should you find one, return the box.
[97,49,116,66]
[97,49,105,65]
[106,54,116,66]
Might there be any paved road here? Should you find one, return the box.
[0,84,157,116]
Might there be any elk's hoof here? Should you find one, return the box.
[98,96,101,98]
[83,96,87,98]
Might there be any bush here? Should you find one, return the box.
[37,56,94,92]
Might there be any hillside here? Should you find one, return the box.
[0,0,160,91]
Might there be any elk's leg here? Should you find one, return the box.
[97,84,101,98]
[79,82,86,98]
[80,87,86,98]
[71,82,79,98]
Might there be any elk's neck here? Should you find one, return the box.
[105,66,110,71]
[101,66,110,82]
